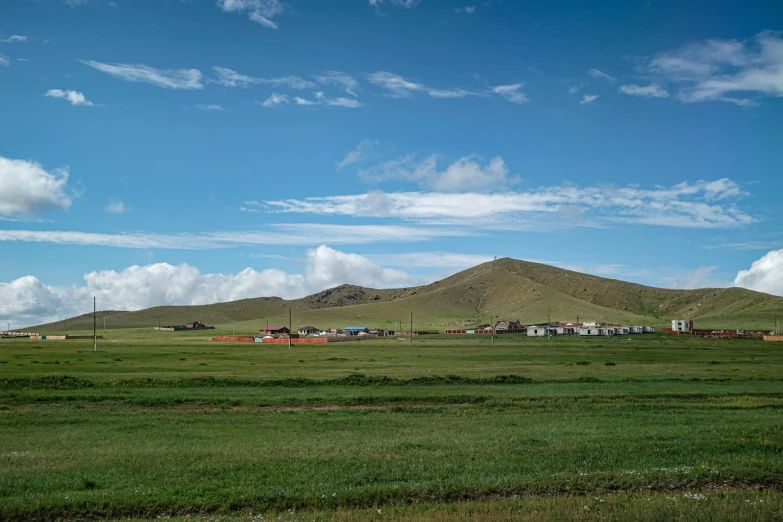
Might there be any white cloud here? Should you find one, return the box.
[259,93,289,107]
[44,89,94,106]
[568,83,585,95]
[81,60,203,90]
[368,71,472,99]
[0,54,9,67]
[0,245,426,326]
[358,154,519,192]
[267,178,754,229]
[646,30,783,106]
[1,35,27,43]
[314,71,359,96]
[105,201,127,214]
[337,140,379,169]
[369,0,421,8]
[734,249,783,296]
[667,266,724,289]
[294,96,317,106]
[454,6,476,14]
[492,83,528,104]
[325,96,362,108]
[580,94,598,104]
[588,69,617,83]
[0,224,465,250]
[217,0,284,29]
[195,104,228,112]
[0,156,72,217]
[211,66,315,89]
[619,83,669,98]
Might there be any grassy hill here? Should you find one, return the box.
[31,258,783,332]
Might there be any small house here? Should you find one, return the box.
[614,326,630,335]
[260,326,290,335]
[671,319,692,333]
[297,326,319,336]
[643,326,656,333]
[494,321,510,332]
[185,321,202,329]
[630,326,644,334]
[579,326,600,336]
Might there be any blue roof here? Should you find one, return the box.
[345,326,368,330]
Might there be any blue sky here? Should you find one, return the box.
[1,0,782,325]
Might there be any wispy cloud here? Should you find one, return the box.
[368,71,473,99]
[81,60,203,90]
[314,71,359,96]
[211,66,315,89]
[491,83,529,104]
[259,91,362,109]
[588,68,617,83]
[266,178,754,229]
[104,201,128,214]
[367,251,492,268]
[1,35,27,43]
[619,83,669,98]
[580,94,598,105]
[454,5,476,14]
[369,0,422,9]
[195,104,228,112]
[337,140,379,169]
[217,0,284,29]
[0,54,9,67]
[259,93,289,107]
[44,89,94,106]
[568,82,586,95]
[644,30,783,106]
[357,154,518,193]
[0,224,467,250]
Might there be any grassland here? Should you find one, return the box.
[1,331,782,521]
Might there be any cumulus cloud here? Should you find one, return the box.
[259,93,289,107]
[216,0,284,29]
[368,71,472,99]
[267,178,754,229]
[44,89,94,106]
[0,246,424,326]
[81,60,203,90]
[580,94,598,104]
[337,140,379,169]
[491,83,528,104]
[646,30,783,106]
[358,154,518,192]
[619,83,669,98]
[0,156,72,217]
[0,54,9,67]
[734,249,783,296]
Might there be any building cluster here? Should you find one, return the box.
[260,325,389,337]
[447,320,656,337]
[154,321,215,332]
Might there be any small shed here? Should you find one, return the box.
[527,326,547,337]
[185,321,202,329]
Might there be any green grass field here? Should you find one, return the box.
[1,331,782,521]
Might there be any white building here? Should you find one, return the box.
[630,326,644,334]
[614,326,630,335]
[579,326,601,336]
[598,327,616,336]
[527,326,548,337]
[671,320,692,333]
[556,323,579,335]
[643,326,656,333]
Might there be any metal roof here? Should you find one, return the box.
[345,326,368,330]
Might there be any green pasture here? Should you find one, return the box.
[1,332,782,520]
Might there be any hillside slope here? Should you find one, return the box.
[30,258,783,331]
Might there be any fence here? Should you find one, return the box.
[213,336,255,343]
[262,337,328,344]
[764,335,783,342]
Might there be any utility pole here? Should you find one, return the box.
[93,297,97,352]
[288,308,292,349]
[491,315,494,343]
[409,312,412,346]
[232,320,235,336]
[548,310,551,339]
[65,317,67,333]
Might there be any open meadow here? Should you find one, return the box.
[1,330,782,521]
